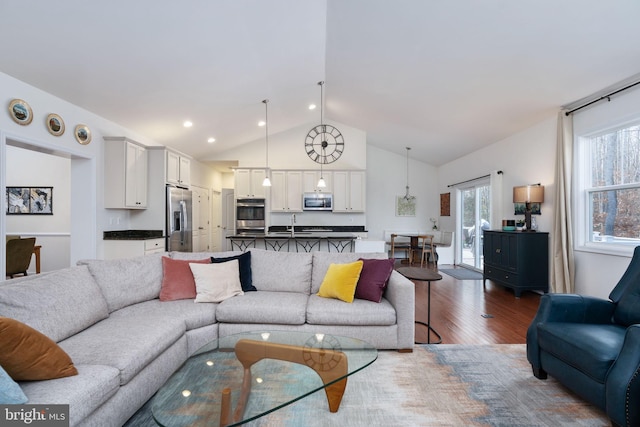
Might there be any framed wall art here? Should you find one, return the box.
[75,124,91,145]
[396,196,416,217]
[6,187,53,215]
[8,99,33,126]
[514,202,541,215]
[440,192,451,216]
[46,113,65,136]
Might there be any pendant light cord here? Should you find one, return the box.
[263,99,269,167]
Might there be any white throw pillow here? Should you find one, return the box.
[190,260,244,303]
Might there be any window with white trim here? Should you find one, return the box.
[577,123,640,252]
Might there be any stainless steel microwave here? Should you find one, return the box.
[303,193,333,211]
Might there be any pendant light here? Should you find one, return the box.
[403,147,415,201]
[316,81,327,189]
[262,99,271,187]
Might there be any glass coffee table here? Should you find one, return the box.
[151,331,377,426]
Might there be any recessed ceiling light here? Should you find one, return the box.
[308,104,316,110]
[207,137,215,144]
[183,121,193,128]
[258,121,266,127]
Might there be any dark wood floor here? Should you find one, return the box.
[400,263,542,344]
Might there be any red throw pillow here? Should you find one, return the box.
[160,257,211,301]
[355,258,395,303]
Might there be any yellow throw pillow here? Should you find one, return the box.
[317,261,364,303]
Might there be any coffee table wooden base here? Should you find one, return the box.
[220,339,348,426]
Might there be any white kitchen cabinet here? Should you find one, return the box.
[104,137,148,209]
[166,150,191,187]
[303,170,332,193]
[270,171,302,212]
[104,238,165,259]
[333,171,366,212]
[235,169,267,198]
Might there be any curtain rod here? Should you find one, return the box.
[565,80,640,116]
[447,171,502,188]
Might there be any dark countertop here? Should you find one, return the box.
[268,225,367,233]
[104,230,164,240]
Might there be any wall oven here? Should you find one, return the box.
[236,198,265,235]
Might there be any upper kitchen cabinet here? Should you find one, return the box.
[303,170,332,193]
[235,168,267,198]
[333,171,366,212]
[271,170,302,212]
[104,137,148,209]
[166,150,191,188]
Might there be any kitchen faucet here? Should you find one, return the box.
[290,213,296,237]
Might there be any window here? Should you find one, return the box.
[577,123,640,252]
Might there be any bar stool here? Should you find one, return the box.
[229,237,256,252]
[326,237,354,253]
[264,237,290,251]
[294,237,322,253]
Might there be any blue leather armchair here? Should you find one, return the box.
[527,246,640,427]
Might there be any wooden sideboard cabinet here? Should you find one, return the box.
[482,230,549,297]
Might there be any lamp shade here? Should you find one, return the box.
[513,185,544,203]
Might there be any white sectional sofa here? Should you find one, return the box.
[0,248,415,427]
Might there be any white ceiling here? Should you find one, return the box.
[2,0,640,166]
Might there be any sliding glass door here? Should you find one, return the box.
[458,182,490,270]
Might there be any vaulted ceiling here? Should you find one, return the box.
[2,1,640,166]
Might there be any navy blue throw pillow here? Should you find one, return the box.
[211,252,256,292]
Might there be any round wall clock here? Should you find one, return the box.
[305,124,344,164]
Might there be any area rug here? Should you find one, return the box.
[439,268,484,280]
[124,344,608,426]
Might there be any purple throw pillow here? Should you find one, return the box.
[354,258,395,303]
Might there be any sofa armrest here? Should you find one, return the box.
[384,271,415,350]
[606,324,640,427]
[527,294,616,374]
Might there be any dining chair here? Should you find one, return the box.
[390,234,411,263]
[410,235,435,268]
[6,237,36,278]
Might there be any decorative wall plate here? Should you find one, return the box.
[46,113,65,136]
[8,99,33,125]
[74,124,91,145]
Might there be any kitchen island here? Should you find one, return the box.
[227,226,366,252]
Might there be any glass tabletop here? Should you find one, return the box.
[151,331,377,427]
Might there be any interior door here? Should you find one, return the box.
[211,190,221,251]
[221,189,235,251]
[191,186,210,251]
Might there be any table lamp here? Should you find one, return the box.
[513,184,544,232]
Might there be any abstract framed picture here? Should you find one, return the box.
[8,99,33,126]
[6,187,53,215]
[514,202,541,215]
[396,196,416,217]
[46,113,65,136]
[74,124,92,145]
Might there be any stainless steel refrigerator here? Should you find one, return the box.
[166,186,193,252]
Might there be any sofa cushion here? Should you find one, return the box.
[79,254,164,312]
[216,291,308,325]
[537,322,626,383]
[0,365,27,403]
[160,256,211,301]
[0,265,109,342]
[211,251,257,292]
[306,294,397,326]
[20,364,120,427]
[249,248,313,293]
[311,252,388,294]
[355,258,395,303]
[58,316,185,385]
[0,317,78,381]
[317,261,364,303]
[109,299,217,331]
[191,261,244,303]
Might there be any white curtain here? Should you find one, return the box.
[552,111,575,293]
[489,170,503,230]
